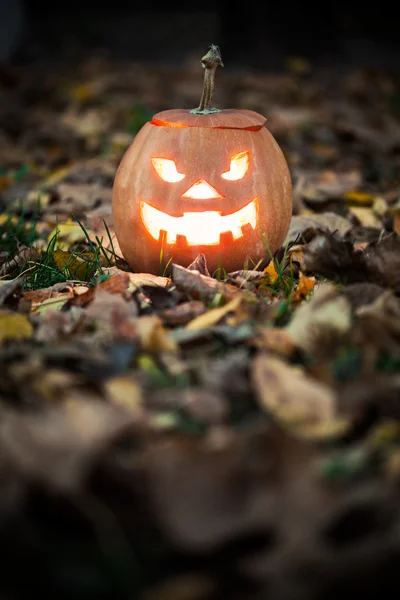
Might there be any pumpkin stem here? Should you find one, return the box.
[190,44,224,115]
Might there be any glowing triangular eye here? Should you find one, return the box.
[221,151,250,180]
[151,158,185,182]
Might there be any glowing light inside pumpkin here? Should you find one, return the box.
[222,151,250,180]
[140,199,257,246]
[182,179,223,199]
[151,158,185,182]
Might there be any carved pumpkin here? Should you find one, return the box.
[113,46,292,274]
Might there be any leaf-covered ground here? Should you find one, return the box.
[1,58,400,599]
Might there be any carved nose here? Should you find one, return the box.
[182,179,223,200]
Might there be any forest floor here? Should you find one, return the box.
[1,56,400,599]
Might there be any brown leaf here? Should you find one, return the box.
[341,282,386,310]
[184,388,228,424]
[47,182,112,217]
[252,326,295,357]
[252,354,347,438]
[187,253,210,277]
[285,212,353,245]
[304,235,368,282]
[355,290,400,352]
[364,234,400,293]
[299,169,362,203]
[146,427,275,550]
[0,400,134,491]
[146,423,322,551]
[102,267,170,290]
[285,282,352,355]
[226,269,266,291]
[0,277,23,307]
[67,273,131,307]
[142,574,216,600]
[35,307,83,342]
[160,301,206,326]
[172,264,238,303]
[84,290,138,342]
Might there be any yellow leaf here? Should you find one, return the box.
[0,214,18,227]
[137,316,178,353]
[264,261,279,283]
[344,191,375,205]
[48,218,87,248]
[292,272,317,304]
[186,296,242,330]
[0,311,33,343]
[69,83,96,103]
[104,376,143,414]
[350,206,379,227]
[53,249,96,282]
[286,56,311,74]
[33,294,71,315]
[0,176,10,192]
[42,166,72,188]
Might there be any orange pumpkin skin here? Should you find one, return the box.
[112,109,292,274]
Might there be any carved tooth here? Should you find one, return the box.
[219,231,234,246]
[175,234,189,248]
[241,223,254,237]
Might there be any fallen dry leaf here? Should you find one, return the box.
[252,354,347,438]
[304,235,368,283]
[364,234,400,293]
[160,301,206,326]
[84,289,138,342]
[102,267,170,291]
[350,206,380,228]
[0,278,23,307]
[137,315,179,354]
[344,191,376,205]
[35,306,82,342]
[104,375,143,414]
[285,212,353,245]
[264,260,279,283]
[33,293,72,315]
[47,218,87,248]
[355,290,400,352]
[186,296,242,331]
[172,263,237,303]
[53,249,96,282]
[187,253,211,277]
[0,311,33,343]
[183,388,228,424]
[66,272,131,307]
[292,272,317,304]
[0,400,134,491]
[286,282,352,355]
[252,326,295,357]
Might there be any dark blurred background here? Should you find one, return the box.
[1,0,400,70]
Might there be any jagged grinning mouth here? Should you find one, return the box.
[140,199,258,246]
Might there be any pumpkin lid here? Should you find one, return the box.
[151,109,266,131]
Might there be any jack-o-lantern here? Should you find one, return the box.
[113,45,292,274]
